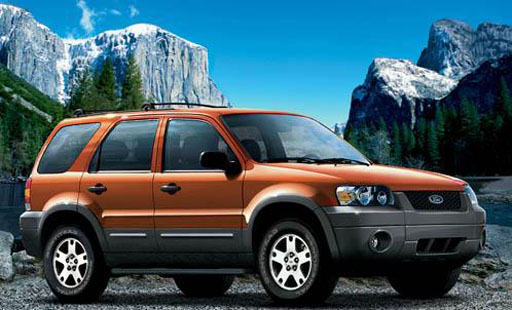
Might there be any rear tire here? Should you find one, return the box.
[257,220,338,304]
[174,275,234,297]
[388,266,461,298]
[43,226,109,303]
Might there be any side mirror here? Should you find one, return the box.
[200,152,241,175]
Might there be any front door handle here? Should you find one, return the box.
[88,184,107,195]
[160,183,181,195]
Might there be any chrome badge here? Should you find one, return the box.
[428,194,444,205]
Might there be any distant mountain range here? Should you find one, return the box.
[347,19,512,130]
[0,4,227,106]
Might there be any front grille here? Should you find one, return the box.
[416,238,465,254]
[405,191,463,211]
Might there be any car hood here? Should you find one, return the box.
[265,163,466,191]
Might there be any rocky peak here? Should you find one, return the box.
[418,19,512,79]
[0,4,227,106]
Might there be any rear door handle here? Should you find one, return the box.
[160,183,181,195]
[88,184,107,195]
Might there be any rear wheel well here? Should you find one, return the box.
[251,203,330,260]
[40,211,101,254]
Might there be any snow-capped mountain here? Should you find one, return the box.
[0,4,227,106]
[348,58,456,128]
[418,19,512,79]
[346,19,512,129]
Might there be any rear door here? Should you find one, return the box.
[79,118,160,252]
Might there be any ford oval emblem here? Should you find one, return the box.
[429,194,444,205]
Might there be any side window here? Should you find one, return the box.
[91,120,158,172]
[38,123,100,174]
[164,119,236,171]
[229,126,268,162]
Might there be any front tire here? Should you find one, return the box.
[257,220,338,304]
[388,266,461,298]
[174,275,234,297]
[43,226,109,303]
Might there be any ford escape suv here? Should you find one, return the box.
[20,106,486,303]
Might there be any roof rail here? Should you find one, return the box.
[140,102,227,110]
[72,102,227,117]
[72,108,120,117]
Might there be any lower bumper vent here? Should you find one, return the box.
[416,238,465,254]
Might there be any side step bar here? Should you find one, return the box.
[111,268,253,276]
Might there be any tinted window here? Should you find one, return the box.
[92,120,158,171]
[38,123,99,174]
[223,114,369,164]
[164,119,235,170]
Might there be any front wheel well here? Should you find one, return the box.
[250,203,330,259]
[40,211,101,253]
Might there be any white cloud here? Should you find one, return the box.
[129,5,139,18]
[76,0,96,34]
[110,9,121,16]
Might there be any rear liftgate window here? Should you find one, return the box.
[38,123,100,174]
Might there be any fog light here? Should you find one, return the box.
[369,236,379,249]
[368,231,392,253]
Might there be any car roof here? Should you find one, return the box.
[58,108,304,126]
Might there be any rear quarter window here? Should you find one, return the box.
[37,123,100,174]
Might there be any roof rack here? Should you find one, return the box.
[73,102,227,117]
[140,102,227,110]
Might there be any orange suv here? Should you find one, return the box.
[20,105,486,303]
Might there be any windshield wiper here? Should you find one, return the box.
[263,157,370,166]
[263,157,323,164]
[320,157,370,166]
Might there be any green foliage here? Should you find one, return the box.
[390,122,402,163]
[426,122,440,169]
[96,58,117,107]
[0,65,62,176]
[121,56,145,110]
[70,68,103,111]
[348,76,512,175]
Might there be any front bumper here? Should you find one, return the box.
[323,192,486,274]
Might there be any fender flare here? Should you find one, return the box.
[38,204,108,252]
[245,195,340,261]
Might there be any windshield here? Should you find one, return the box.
[222,113,369,165]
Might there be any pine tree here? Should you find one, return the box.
[459,98,480,174]
[70,68,102,111]
[460,98,480,143]
[0,123,11,173]
[343,124,357,148]
[497,76,512,120]
[377,117,387,133]
[414,118,427,157]
[435,107,446,143]
[401,123,415,158]
[96,58,117,107]
[5,98,26,175]
[426,122,440,170]
[435,107,446,169]
[496,77,512,173]
[390,122,402,164]
[121,56,145,110]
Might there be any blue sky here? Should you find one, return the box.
[3,0,511,125]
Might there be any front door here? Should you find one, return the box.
[79,118,160,252]
[153,117,244,257]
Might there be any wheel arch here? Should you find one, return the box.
[246,195,340,262]
[39,204,107,255]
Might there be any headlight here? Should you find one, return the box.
[336,185,394,206]
[464,184,478,206]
